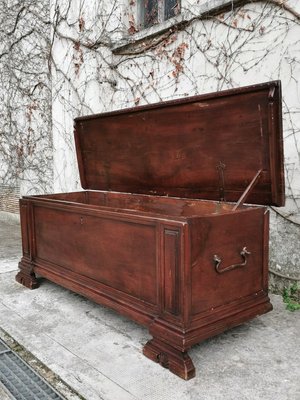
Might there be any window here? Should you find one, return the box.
[139,0,180,29]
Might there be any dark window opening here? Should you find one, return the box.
[144,0,159,28]
[140,0,180,30]
[164,0,179,20]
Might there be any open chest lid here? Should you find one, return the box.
[74,81,284,206]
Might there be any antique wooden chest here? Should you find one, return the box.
[16,81,285,379]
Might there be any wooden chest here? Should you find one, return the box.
[16,81,285,379]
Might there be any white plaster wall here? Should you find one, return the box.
[1,1,298,275]
[50,1,300,212]
[48,0,300,277]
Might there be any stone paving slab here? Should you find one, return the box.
[1,214,300,400]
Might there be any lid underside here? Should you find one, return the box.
[74,81,285,206]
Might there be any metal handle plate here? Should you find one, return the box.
[213,247,251,274]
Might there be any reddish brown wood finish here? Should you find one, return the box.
[75,81,284,206]
[16,81,284,380]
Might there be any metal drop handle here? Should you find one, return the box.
[213,247,251,274]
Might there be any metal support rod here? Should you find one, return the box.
[233,169,263,211]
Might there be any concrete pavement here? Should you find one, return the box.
[0,213,299,400]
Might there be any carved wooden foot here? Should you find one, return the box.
[16,259,39,289]
[143,338,195,380]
